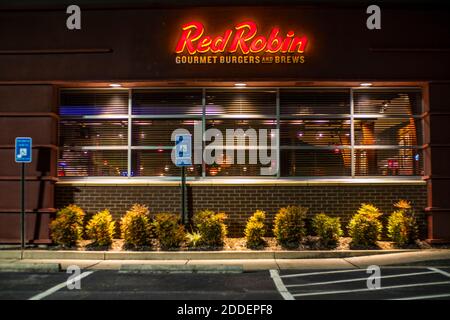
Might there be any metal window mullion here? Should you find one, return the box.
[127,89,132,178]
[350,88,355,178]
[202,88,206,178]
[276,88,280,178]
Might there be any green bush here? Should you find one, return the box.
[186,231,202,248]
[273,206,307,249]
[120,204,152,248]
[152,213,186,249]
[387,200,418,246]
[193,210,227,247]
[312,213,343,247]
[86,209,115,247]
[50,204,85,247]
[245,210,266,249]
[348,203,383,247]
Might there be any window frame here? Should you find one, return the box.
[58,87,424,179]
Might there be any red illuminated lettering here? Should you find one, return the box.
[174,20,308,55]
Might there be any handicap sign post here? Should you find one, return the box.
[15,137,32,252]
[175,134,192,224]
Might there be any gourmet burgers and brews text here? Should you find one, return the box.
[174,20,308,64]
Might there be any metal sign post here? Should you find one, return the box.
[15,137,32,256]
[175,134,192,225]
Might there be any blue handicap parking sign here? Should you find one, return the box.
[175,134,192,166]
[15,137,32,163]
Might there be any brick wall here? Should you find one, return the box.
[55,184,427,238]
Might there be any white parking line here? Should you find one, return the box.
[428,267,450,278]
[28,271,94,300]
[391,293,450,300]
[281,269,364,279]
[392,293,450,300]
[285,270,437,288]
[269,270,294,300]
[292,280,450,297]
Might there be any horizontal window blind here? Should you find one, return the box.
[205,90,276,116]
[280,89,350,115]
[58,150,127,177]
[132,89,202,115]
[131,150,201,177]
[354,148,423,176]
[60,90,128,116]
[60,120,128,146]
[280,119,351,147]
[58,88,424,178]
[280,149,352,176]
[354,118,422,146]
[132,119,200,146]
[353,89,422,115]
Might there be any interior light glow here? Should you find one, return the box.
[360,83,373,87]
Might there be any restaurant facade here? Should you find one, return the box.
[0,1,449,242]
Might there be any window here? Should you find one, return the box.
[58,90,128,177]
[280,89,352,177]
[58,88,423,178]
[353,89,423,176]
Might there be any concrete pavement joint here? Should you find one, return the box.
[343,257,362,269]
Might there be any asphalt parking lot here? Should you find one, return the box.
[274,267,450,300]
[0,267,449,300]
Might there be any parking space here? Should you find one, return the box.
[0,272,70,300]
[2,267,450,300]
[273,267,450,300]
[0,270,281,300]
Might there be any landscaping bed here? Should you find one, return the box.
[47,201,431,252]
[52,236,433,252]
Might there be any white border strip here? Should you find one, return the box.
[285,271,437,288]
[28,271,94,300]
[392,293,450,300]
[292,280,450,297]
[270,269,295,300]
[281,269,364,279]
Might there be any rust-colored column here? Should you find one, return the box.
[0,85,58,244]
[425,83,450,243]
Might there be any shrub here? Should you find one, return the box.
[152,213,186,249]
[348,203,383,247]
[120,204,152,248]
[273,206,307,249]
[50,204,85,247]
[387,200,418,246]
[86,209,115,247]
[185,231,202,248]
[312,213,343,247]
[193,210,227,247]
[245,210,266,249]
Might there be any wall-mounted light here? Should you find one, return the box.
[109,83,122,88]
[234,83,247,87]
[360,83,373,87]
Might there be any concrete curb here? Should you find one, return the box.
[0,263,61,273]
[120,264,243,273]
[0,249,422,260]
[344,250,450,268]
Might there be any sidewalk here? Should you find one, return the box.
[1,249,450,272]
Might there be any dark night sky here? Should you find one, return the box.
[1,0,450,10]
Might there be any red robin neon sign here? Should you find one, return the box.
[175,21,308,55]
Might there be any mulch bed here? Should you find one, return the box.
[46,237,436,251]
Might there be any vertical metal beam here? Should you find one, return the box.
[276,88,281,178]
[127,88,132,177]
[350,88,355,177]
[202,88,206,178]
